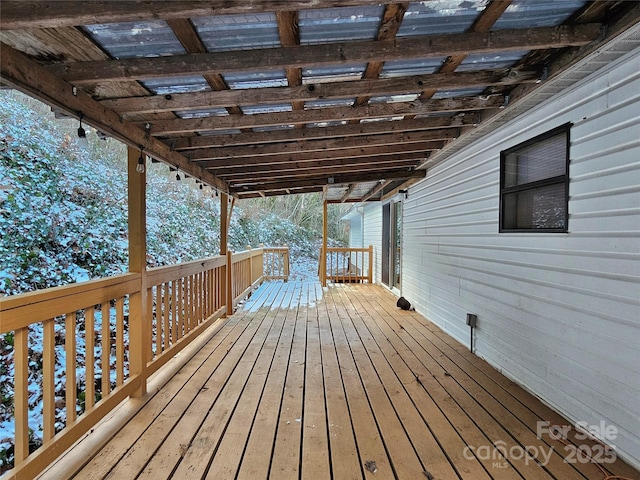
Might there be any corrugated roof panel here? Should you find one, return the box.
[191,13,280,51]
[299,5,386,44]
[199,129,243,136]
[432,87,486,99]
[241,104,292,115]
[175,108,229,119]
[456,50,529,72]
[223,70,288,89]
[398,1,487,37]
[361,116,405,123]
[492,0,588,30]
[380,58,446,77]
[253,125,295,132]
[305,98,356,109]
[143,76,210,95]
[83,20,186,59]
[302,64,367,84]
[306,120,349,128]
[369,93,420,104]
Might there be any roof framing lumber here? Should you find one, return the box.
[0,42,229,193]
[198,148,432,169]
[101,70,538,115]
[0,1,398,30]
[229,168,426,194]
[170,115,475,149]
[143,97,504,135]
[187,130,455,160]
[44,25,601,84]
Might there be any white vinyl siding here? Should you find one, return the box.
[380,47,640,468]
[362,203,383,284]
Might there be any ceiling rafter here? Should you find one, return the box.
[229,168,426,193]
[100,69,537,115]
[44,25,601,84]
[143,96,504,135]
[197,148,433,169]
[169,115,475,149]
[0,1,398,30]
[353,2,408,116]
[186,130,455,160]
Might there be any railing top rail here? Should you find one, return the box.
[0,272,142,333]
[146,255,226,285]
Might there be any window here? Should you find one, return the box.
[500,124,570,232]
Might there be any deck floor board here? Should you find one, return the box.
[49,281,637,480]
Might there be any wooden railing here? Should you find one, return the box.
[262,246,290,280]
[0,246,277,479]
[323,246,373,284]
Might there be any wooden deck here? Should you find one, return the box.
[39,282,638,480]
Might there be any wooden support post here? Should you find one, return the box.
[220,192,229,256]
[321,200,328,286]
[127,145,147,397]
[220,192,229,316]
[226,250,233,317]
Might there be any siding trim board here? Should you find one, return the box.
[361,45,640,470]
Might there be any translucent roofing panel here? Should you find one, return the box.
[175,108,229,119]
[398,1,486,37]
[414,111,457,119]
[253,125,295,132]
[306,120,349,128]
[380,58,446,77]
[305,98,355,109]
[302,64,367,84]
[369,94,419,104]
[492,0,588,30]
[191,13,280,51]
[361,116,406,123]
[223,70,288,89]
[299,5,385,44]
[432,87,486,99]
[241,104,292,115]
[199,129,242,136]
[143,76,210,95]
[83,20,186,59]
[456,50,529,72]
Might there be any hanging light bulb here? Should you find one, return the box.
[77,112,89,147]
[136,147,145,174]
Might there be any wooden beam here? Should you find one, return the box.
[0,1,396,29]
[0,42,230,193]
[354,2,409,108]
[166,17,242,117]
[276,10,304,119]
[213,157,423,180]
[419,0,512,101]
[187,130,455,160]
[102,69,537,115]
[45,25,601,84]
[170,115,475,149]
[230,168,426,193]
[143,96,504,134]
[195,143,438,167]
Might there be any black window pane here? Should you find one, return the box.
[503,183,566,230]
[504,132,567,188]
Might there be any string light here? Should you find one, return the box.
[136,146,145,174]
[77,112,88,147]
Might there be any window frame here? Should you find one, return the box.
[499,123,571,233]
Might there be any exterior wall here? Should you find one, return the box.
[365,47,640,468]
[362,203,382,284]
